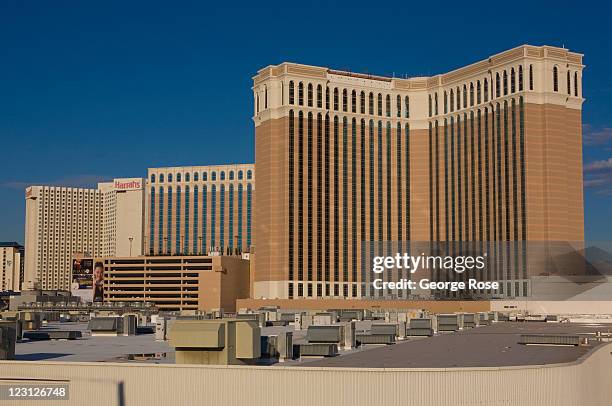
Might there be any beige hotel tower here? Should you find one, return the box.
[252,45,584,300]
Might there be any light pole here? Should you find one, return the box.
[128,237,133,257]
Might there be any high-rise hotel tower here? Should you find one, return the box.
[252,45,584,300]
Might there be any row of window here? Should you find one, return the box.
[150,169,252,183]
[552,66,580,96]
[287,81,411,118]
[428,65,534,117]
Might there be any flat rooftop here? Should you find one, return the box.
[299,322,609,368]
[13,321,610,368]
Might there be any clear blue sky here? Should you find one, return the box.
[1,1,611,243]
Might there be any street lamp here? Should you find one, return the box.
[128,237,133,257]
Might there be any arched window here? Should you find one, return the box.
[428,94,432,117]
[553,66,559,92]
[450,89,454,111]
[229,171,234,180]
[484,78,489,102]
[342,89,347,112]
[168,173,173,182]
[503,70,508,95]
[351,90,356,113]
[511,68,516,93]
[316,84,322,108]
[211,171,216,181]
[307,83,313,107]
[185,173,190,182]
[220,171,226,180]
[477,81,481,104]
[194,172,199,181]
[496,73,501,97]
[238,170,243,180]
[574,72,578,97]
[529,65,534,90]
[247,170,253,180]
[404,96,409,118]
[298,82,304,105]
[289,81,295,104]
[456,87,461,109]
[256,93,259,113]
[385,94,391,117]
[369,92,374,115]
[444,91,448,113]
[377,93,383,116]
[567,71,571,95]
[326,87,330,109]
[202,172,207,181]
[434,92,438,115]
[519,65,524,91]
[396,95,401,117]
[463,84,467,108]
[333,88,339,110]
[360,91,366,114]
[469,83,474,106]
[264,85,268,109]
[150,174,156,183]
[177,173,181,182]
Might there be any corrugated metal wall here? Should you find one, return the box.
[1,343,611,406]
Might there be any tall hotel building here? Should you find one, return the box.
[146,164,254,256]
[24,179,145,290]
[252,45,584,300]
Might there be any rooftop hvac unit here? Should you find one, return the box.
[371,324,397,336]
[307,325,343,343]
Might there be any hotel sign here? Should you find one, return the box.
[113,178,143,191]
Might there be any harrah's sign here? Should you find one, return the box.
[113,178,142,191]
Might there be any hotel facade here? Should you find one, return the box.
[146,164,254,257]
[24,179,145,290]
[252,45,584,300]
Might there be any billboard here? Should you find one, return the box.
[70,257,104,302]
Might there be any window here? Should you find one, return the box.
[194,172,198,181]
[503,71,508,95]
[150,174,156,183]
[168,173,173,182]
[211,171,216,181]
[317,84,322,108]
[298,82,304,105]
[176,173,181,182]
[307,83,313,106]
[484,78,489,102]
[470,83,474,106]
[333,88,339,110]
[360,91,366,114]
[289,81,295,104]
[229,171,234,180]
[404,96,409,118]
[477,81,481,104]
[396,95,401,117]
[369,92,374,115]
[450,89,454,111]
[386,94,391,117]
[511,68,516,93]
[553,66,559,92]
[456,87,461,109]
[220,171,225,180]
[264,85,268,109]
[518,65,524,91]
[463,84,467,108]
[428,94,432,117]
[435,92,438,115]
[377,93,382,116]
[238,170,243,180]
[444,91,448,113]
[567,71,571,95]
[185,172,190,182]
[574,72,578,96]
[342,88,347,112]
[496,73,501,97]
[202,172,207,181]
[351,90,356,113]
[529,65,534,90]
[247,170,252,179]
[326,87,330,109]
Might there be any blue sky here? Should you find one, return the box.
[1,1,611,243]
